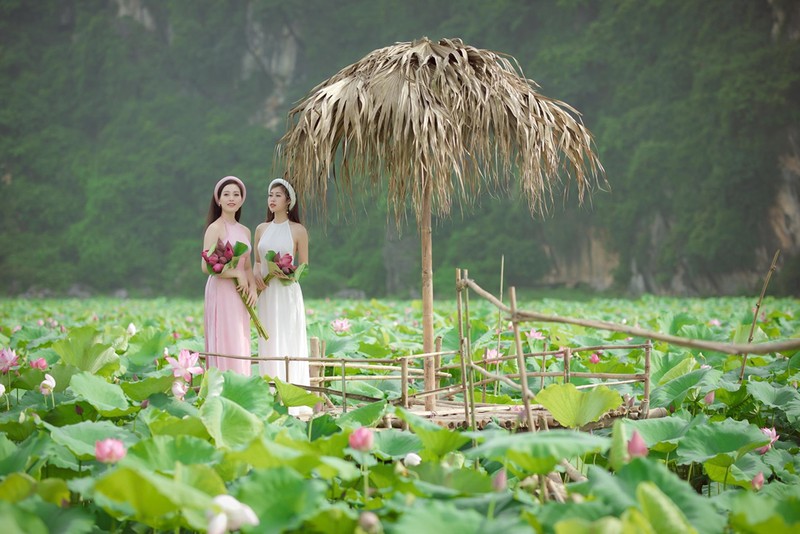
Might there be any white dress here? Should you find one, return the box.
[256,220,311,414]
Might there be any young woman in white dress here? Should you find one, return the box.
[254,178,311,414]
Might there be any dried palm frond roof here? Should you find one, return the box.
[276,37,604,221]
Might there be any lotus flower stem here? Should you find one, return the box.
[739,249,780,383]
[235,284,269,341]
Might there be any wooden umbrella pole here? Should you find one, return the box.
[421,177,436,410]
[739,249,781,383]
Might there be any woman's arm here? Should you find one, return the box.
[253,223,267,291]
[294,224,309,266]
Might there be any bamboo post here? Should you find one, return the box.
[421,177,436,411]
[284,356,290,383]
[564,347,571,384]
[341,360,347,413]
[435,336,443,389]
[642,339,651,417]
[510,287,536,431]
[494,254,505,396]
[464,269,477,432]
[309,337,321,379]
[481,349,488,403]
[456,268,470,426]
[401,357,409,408]
[740,249,781,383]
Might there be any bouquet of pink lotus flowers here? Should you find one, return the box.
[263,250,308,286]
[202,239,269,341]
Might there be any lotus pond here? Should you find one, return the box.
[0,295,799,533]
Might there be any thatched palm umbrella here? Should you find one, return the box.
[277,37,603,410]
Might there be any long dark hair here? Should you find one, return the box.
[206,179,243,228]
[265,183,301,223]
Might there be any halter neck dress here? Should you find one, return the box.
[203,219,252,376]
[256,220,310,411]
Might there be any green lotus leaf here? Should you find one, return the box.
[69,372,130,416]
[619,412,701,453]
[120,373,175,402]
[44,421,138,461]
[395,407,471,459]
[236,466,327,534]
[650,368,722,409]
[675,417,770,467]
[273,376,323,409]
[0,472,36,502]
[0,500,48,534]
[124,328,174,369]
[199,396,263,450]
[51,326,119,377]
[579,459,726,534]
[217,370,275,418]
[93,467,212,530]
[372,428,423,460]
[747,380,800,410]
[139,408,210,440]
[466,430,609,475]
[637,481,698,534]
[124,435,220,473]
[535,383,622,428]
[704,453,764,489]
[336,400,388,429]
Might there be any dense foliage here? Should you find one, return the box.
[1,0,798,298]
[0,295,798,531]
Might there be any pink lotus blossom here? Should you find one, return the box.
[172,380,188,401]
[11,325,21,333]
[37,319,44,326]
[709,319,721,327]
[756,427,779,454]
[627,430,648,458]
[331,318,351,334]
[166,349,204,382]
[589,353,601,365]
[274,252,296,274]
[207,495,259,534]
[703,390,715,405]
[95,438,126,463]
[751,471,764,491]
[0,383,5,397]
[29,357,47,370]
[185,315,194,323]
[700,364,712,370]
[349,427,374,452]
[0,348,19,374]
[526,329,546,341]
[485,348,500,363]
[39,374,56,395]
[625,337,633,341]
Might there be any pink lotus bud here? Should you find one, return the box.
[703,390,715,405]
[751,471,764,491]
[212,263,224,273]
[224,245,233,261]
[208,254,219,264]
[756,427,779,454]
[75,405,84,416]
[140,399,149,409]
[37,319,44,326]
[348,427,374,452]
[709,318,721,327]
[172,380,188,401]
[29,357,48,370]
[492,468,507,491]
[313,402,324,414]
[201,250,208,260]
[627,430,648,458]
[95,438,126,464]
[39,373,56,395]
[589,353,600,364]
[217,256,228,265]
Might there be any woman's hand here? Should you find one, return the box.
[254,272,267,291]
[245,283,258,307]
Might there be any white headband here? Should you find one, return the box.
[268,178,296,210]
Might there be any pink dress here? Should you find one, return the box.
[204,220,252,375]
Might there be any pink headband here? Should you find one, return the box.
[214,176,246,204]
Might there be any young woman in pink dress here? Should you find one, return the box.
[202,176,258,375]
